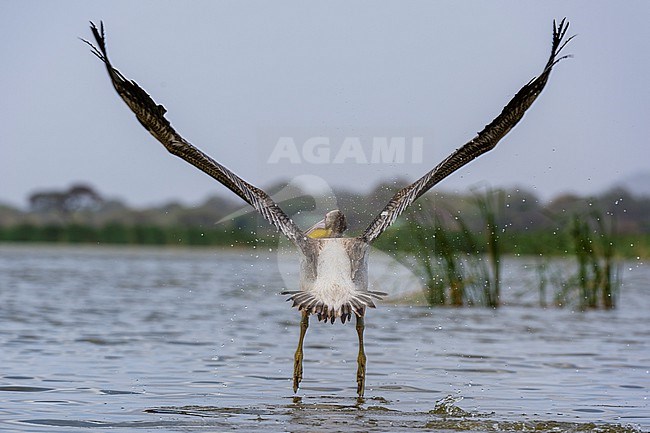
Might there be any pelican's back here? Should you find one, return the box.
[284,238,383,323]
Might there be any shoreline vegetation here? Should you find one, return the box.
[2,182,647,256]
[2,183,647,309]
[2,221,647,256]
[389,188,631,310]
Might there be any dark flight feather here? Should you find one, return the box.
[83,22,309,251]
[360,19,574,244]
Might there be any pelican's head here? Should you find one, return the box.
[306,209,347,238]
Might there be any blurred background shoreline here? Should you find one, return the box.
[1,181,648,257]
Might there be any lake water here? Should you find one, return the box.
[0,244,648,432]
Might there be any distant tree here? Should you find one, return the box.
[546,193,588,216]
[499,188,547,231]
[64,184,103,212]
[29,184,103,214]
[29,191,65,213]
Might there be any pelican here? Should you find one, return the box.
[83,19,572,397]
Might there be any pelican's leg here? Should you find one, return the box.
[355,314,366,397]
[293,311,309,393]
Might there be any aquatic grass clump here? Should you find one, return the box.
[471,187,505,308]
[397,190,624,310]
[403,187,504,307]
[553,211,621,309]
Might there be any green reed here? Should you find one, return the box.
[404,187,503,307]
[471,187,504,308]
[549,210,620,309]
[405,213,464,306]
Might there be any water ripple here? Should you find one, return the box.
[0,245,648,432]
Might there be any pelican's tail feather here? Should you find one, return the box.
[281,290,386,324]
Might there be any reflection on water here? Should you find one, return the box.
[0,244,647,432]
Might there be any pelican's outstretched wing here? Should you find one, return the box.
[360,19,573,244]
[83,22,309,251]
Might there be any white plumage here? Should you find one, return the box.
[285,237,383,324]
[308,240,355,307]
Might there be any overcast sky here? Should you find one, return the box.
[1,1,648,209]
